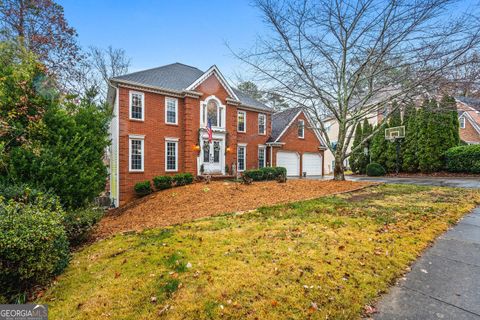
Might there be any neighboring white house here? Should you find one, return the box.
[322,116,379,175]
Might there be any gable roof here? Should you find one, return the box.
[270,107,303,142]
[111,63,272,112]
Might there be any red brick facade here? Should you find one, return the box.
[457,101,480,144]
[111,71,324,206]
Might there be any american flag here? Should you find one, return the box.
[206,118,213,142]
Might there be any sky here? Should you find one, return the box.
[57,0,266,83]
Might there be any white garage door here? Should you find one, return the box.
[303,153,323,176]
[277,151,299,176]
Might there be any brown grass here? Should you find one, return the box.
[94,180,372,239]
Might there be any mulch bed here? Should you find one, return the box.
[93,180,373,239]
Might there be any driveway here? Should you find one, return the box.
[374,206,480,319]
[316,175,480,189]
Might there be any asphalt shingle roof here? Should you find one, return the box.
[269,107,303,142]
[112,63,271,112]
[456,96,480,112]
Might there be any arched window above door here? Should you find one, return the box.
[201,96,225,129]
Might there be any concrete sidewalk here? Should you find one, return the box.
[374,207,480,319]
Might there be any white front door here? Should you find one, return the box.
[201,138,224,174]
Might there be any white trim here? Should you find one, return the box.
[258,145,266,168]
[237,144,247,172]
[298,119,305,139]
[165,97,178,125]
[460,111,480,134]
[129,91,145,121]
[258,113,266,135]
[129,136,145,172]
[165,139,179,172]
[186,65,239,101]
[237,110,247,133]
[200,95,226,130]
[165,137,180,142]
[459,116,466,129]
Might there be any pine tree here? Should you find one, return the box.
[370,123,388,168]
[359,118,373,174]
[384,106,402,173]
[418,99,445,172]
[402,103,418,172]
[349,122,363,173]
[440,95,460,146]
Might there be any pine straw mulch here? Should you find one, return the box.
[93,179,373,240]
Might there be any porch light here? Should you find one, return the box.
[226,147,232,153]
[192,145,201,151]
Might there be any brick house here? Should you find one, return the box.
[107,63,325,206]
[456,97,480,144]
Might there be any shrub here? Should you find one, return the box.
[63,206,104,247]
[445,145,480,173]
[243,167,287,181]
[153,175,173,190]
[243,169,265,181]
[260,167,276,180]
[0,198,69,301]
[366,162,386,176]
[273,167,287,178]
[134,180,152,196]
[173,173,194,186]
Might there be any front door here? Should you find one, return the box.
[202,139,224,174]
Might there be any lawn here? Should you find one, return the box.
[40,184,480,319]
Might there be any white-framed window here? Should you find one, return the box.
[129,135,145,172]
[238,110,246,132]
[165,138,178,172]
[298,119,305,138]
[258,114,266,135]
[165,97,178,125]
[459,116,466,129]
[200,96,225,129]
[237,144,246,171]
[258,145,266,168]
[129,91,144,121]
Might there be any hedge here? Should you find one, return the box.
[366,162,386,176]
[243,167,287,181]
[63,206,104,247]
[153,175,173,190]
[445,145,480,173]
[134,180,152,197]
[0,197,69,302]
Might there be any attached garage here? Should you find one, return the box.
[302,152,323,176]
[276,151,300,176]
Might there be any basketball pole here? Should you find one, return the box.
[395,139,401,175]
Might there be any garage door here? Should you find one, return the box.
[277,151,299,176]
[303,153,323,176]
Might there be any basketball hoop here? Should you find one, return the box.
[385,126,405,141]
[384,126,405,175]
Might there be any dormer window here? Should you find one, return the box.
[201,96,225,129]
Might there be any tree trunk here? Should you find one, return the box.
[333,151,345,181]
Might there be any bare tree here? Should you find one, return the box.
[72,46,130,101]
[235,0,480,180]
